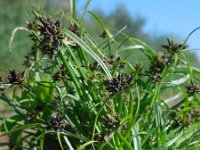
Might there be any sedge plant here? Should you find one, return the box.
[0,1,200,149]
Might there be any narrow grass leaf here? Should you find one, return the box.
[118,45,144,52]
[88,11,112,38]
[64,30,112,79]
[70,0,77,20]
[40,130,45,150]
[166,130,183,147]
[0,123,40,137]
[57,132,64,150]
[63,136,74,150]
[77,140,97,150]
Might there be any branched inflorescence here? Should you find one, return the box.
[148,54,169,83]
[105,74,133,94]
[37,16,65,58]
[103,114,120,131]
[53,65,67,81]
[47,112,70,131]
[172,105,200,127]
[186,81,200,96]
[7,69,24,84]
[162,38,187,54]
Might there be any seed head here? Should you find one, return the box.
[69,23,80,35]
[148,54,168,83]
[162,38,187,54]
[37,16,65,58]
[105,74,133,94]
[53,65,67,81]
[186,81,200,96]
[7,70,24,84]
[47,112,69,131]
[0,75,2,83]
[103,114,120,131]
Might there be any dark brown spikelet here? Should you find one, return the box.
[148,54,169,83]
[105,74,133,94]
[134,63,142,74]
[69,23,80,35]
[47,112,70,131]
[0,75,2,83]
[162,38,187,54]
[37,16,65,58]
[172,105,200,128]
[100,30,109,38]
[103,114,120,131]
[186,81,200,96]
[53,65,66,81]
[7,70,24,84]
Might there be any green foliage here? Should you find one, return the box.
[1,1,200,149]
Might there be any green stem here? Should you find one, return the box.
[58,50,83,98]
[125,85,140,138]
[91,97,112,141]
[116,130,133,150]
[118,94,123,116]
[65,45,99,104]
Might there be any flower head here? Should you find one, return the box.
[7,70,24,84]
[186,81,200,96]
[37,16,65,58]
[47,112,69,131]
[162,38,187,54]
[148,54,169,83]
[105,74,133,94]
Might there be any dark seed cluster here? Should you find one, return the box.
[47,112,70,131]
[133,63,142,74]
[7,70,24,84]
[37,16,65,58]
[53,65,67,81]
[103,114,120,131]
[0,75,2,83]
[162,38,187,54]
[100,30,109,38]
[105,74,133,94]
[186,81,200,96]
[172,105,200,128]
[97,133,114,142]
[69,23,80,35]
[148,54,169,83]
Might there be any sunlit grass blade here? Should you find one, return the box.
[63,30,112,79]
[70,0,77,20]
[77,140,97,150]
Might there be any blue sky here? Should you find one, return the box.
[78,0,200,57]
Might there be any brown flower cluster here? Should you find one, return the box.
[105,74,133,94]
[37,16,65,58]
[186,81,200,96]
[0,70,24,85]
[69,23,80,35]
[53,65,67,81]
[47,112,70,131]
[172,105,200,128]
[103,114,120,131]
[148,54,169,83]
[162,38,187,54]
